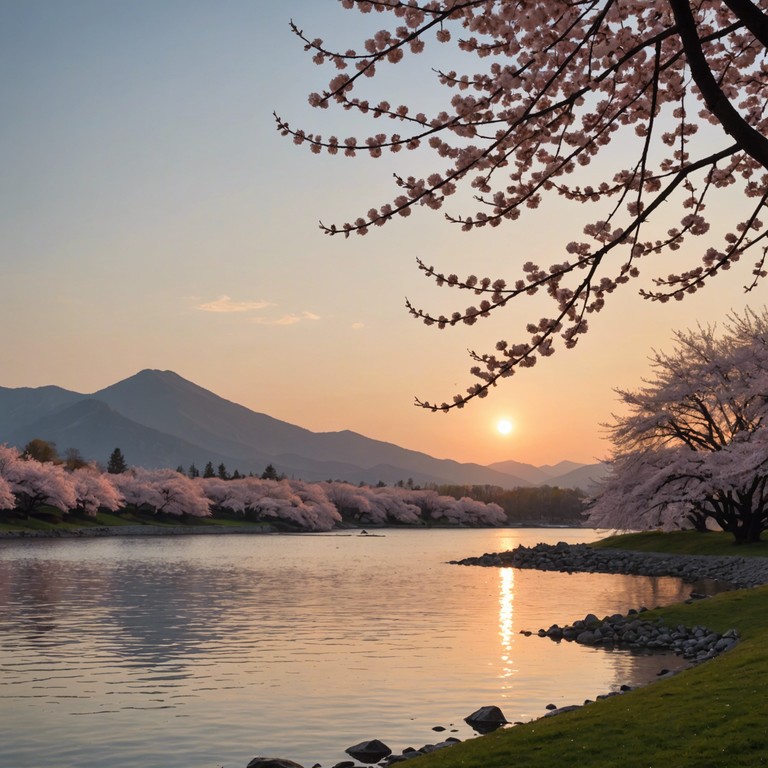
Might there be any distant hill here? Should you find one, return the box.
[0,369,600,489]
[545,462,609,491]
[0,385,83,435]
[486,458,607,490]
[486,459,555,485]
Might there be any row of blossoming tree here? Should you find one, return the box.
[0,445,506,531]
[587,307,768,544]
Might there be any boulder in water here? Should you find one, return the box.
[345,739,392,763]
[464,705,508,733]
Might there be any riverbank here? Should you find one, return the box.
[0,514,519,539]
[409,534,768,768]
[0,522,279,538]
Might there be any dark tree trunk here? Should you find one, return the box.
[725,505,764,544]
[731,521,763,544]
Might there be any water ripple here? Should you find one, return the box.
[0,529,696,768]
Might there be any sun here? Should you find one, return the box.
[496,419,513,435]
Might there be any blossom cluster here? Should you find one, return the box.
[278,0,768,409]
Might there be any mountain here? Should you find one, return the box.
[484,458,606,489]
[0,369,597,489]
[537,460,591,478]
[6,397,257,472]
[546,462,609,491]
[0,385,83,435]
[486,459,554,485]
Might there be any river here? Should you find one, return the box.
[0,528,701,768]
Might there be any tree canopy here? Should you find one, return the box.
[587,307,768,543]
[279,0,768,409]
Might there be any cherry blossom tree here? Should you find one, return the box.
[113,469,211,518]
[279,1,768,409]
[587,307,768,543]
[70,466,124,516]
[320,481,506,524]
[285,479,343,529]
[0,444,77,516]
[360,484,425,523]
[0,474,15,511]
[202,476,341,530]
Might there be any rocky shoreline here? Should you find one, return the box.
[450,540,768,589]
[245,541,764,768]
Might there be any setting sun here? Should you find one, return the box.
[497,419,514,435]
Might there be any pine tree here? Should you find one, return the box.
[261,464,279,481]
[203,462,215,479]
[107,447,128,474]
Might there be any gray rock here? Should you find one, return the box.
[247,759,305,768]
[345,739,392,763]
[464,705,508,733]
[543,704,582,717]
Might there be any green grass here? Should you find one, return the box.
[414,532,768,768]
[592,529,768,556]
[0,509,275,533]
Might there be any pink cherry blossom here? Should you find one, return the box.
[71,466,123,516]
[113,468,211,518]
[0,444,77,515]
[587,307,768,543]
[278,1,768,409]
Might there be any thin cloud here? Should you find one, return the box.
[253,311,321,326]
[351,322,365,330]
[195,295,273,313]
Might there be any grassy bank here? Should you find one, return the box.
[593,530,768,556]
[416,531,768,768]
[0,510,275,535]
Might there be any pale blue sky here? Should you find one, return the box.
[1,1,760,466]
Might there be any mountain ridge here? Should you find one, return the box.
[0,369,607,490]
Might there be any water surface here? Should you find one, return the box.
[0,528,699,768]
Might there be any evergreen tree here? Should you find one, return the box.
[261,464,279,481]
[217,463,229,480]
[232,469,242,480]
[188,464,200,479]
[106,447,128,474]
[203,461,216,479]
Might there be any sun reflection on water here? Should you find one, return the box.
[498,567,516,693]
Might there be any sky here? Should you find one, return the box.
[1,0,763,468]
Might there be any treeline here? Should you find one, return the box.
[8,440,587,529]
[428,484,587,526]
[0,443,508,531]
